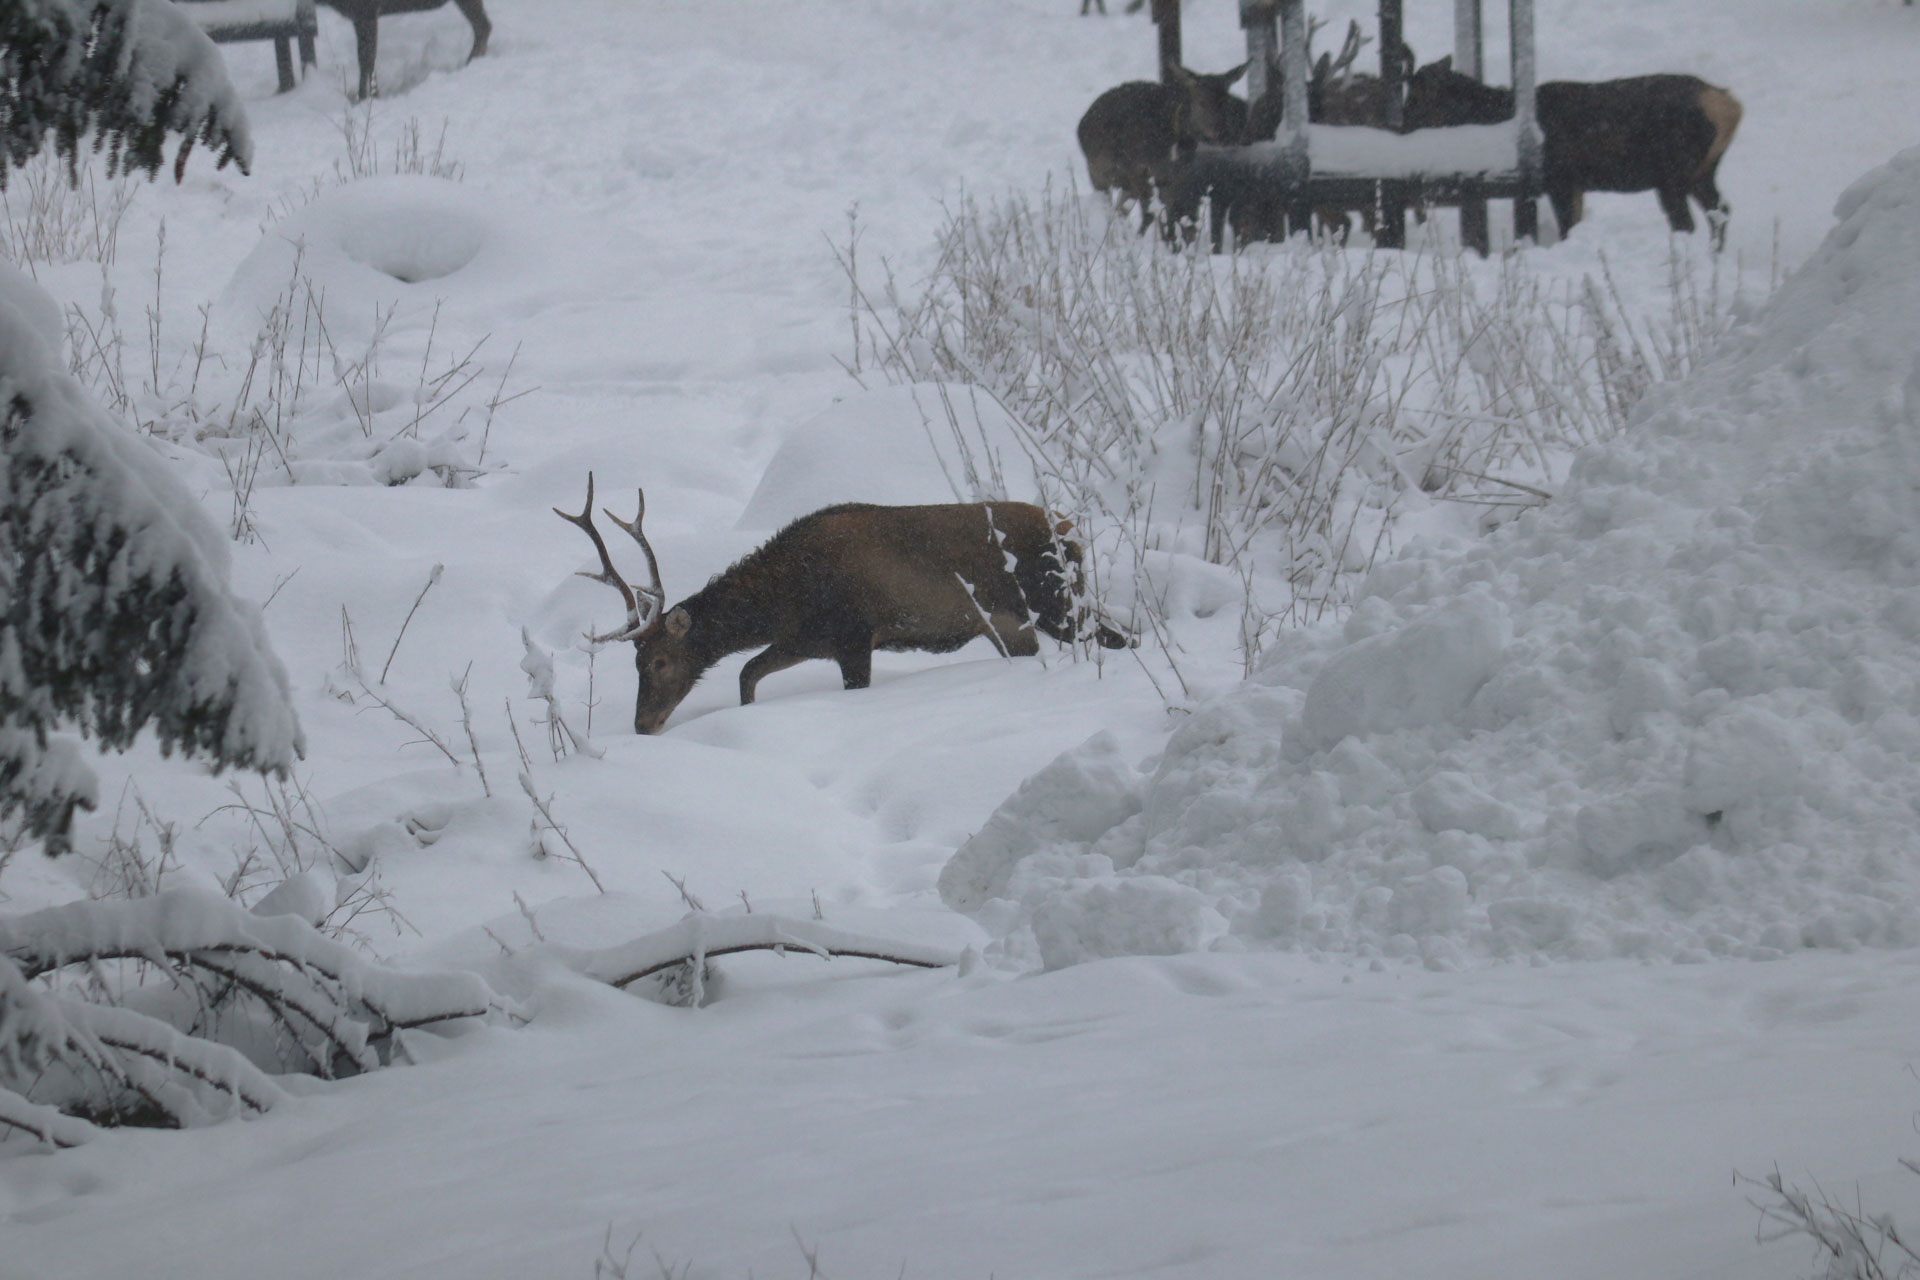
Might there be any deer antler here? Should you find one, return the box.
[1328,19,1372,81]
[1304,12,1329,55]
[601,490,666,619]
[553,473,660,644]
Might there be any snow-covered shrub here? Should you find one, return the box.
[1748,1163,1920,1280]
[65,178,522,508]
[0,887,499,1143]
[848,187,1748,650]
[0,151,136,268]
[942,146,1920,972]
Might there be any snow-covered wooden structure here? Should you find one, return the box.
[1153,0,1543,253]
[178,0,318,94]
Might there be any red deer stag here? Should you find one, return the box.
[1401,57,1742,248]
[320,0,490,100]
[1077,62,1250,234]
[556,476,1131,734]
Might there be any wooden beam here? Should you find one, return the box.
[1374,0,1407,248]
[1453,0,1483,78]
[1511,0,1540,242]
[1455,0,1489,254]
[1154,0,1182,78]
[1277,0,1313,233]
[1241,0,1278,107]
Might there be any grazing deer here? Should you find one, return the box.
[556,477,1131,734]
[1401,56,1742,247]
[319,0,490,100]
[1077,62,1250,234]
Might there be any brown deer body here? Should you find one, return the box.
[557,480,1130,735]
[1077,63,1250,234]
[1402,58,1742,246]
[319,0,490,100]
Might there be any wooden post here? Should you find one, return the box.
[295,0,316,73]
[1153,0,1182,78]
[1510,0,1540,243]
[1375,0,1407,248]
[1241,0,1278,108]
[1454,0,1490,255]
[1279,0,1313,235]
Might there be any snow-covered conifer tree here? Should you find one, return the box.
[1,0,251,186]
[0,0,296,853]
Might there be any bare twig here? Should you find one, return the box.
[380,563,444,684]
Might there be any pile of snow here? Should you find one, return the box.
[225,177,499,324]
[943,146,1920,971]
[736,382,1039,530]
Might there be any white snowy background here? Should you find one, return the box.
[6,0,1920,1275]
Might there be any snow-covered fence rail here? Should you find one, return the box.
[1169,0,1542,253]
[176,0,317,93]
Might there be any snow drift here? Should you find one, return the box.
[944,146,1920,971]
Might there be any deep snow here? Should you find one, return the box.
[948,149,1920,970]
[5,0,1920,1275]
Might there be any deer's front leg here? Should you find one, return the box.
[740,645,807,705]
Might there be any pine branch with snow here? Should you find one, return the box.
[0,888,507,1142]
[0,273,303,851]
[0,0,252,188]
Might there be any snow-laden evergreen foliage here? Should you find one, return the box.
[1,887,504,1142]
[0,283,304,848]
[0,0,281,851]
[0,0,252,187]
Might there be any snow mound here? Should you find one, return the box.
[224,177,495,330]
[737,383,1040,530]
[944,146,1920,970]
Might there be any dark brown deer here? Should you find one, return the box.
[1077,62,1250,233]
[556,477,1131,734]
[1401,57,1742,247]
[319,0,490,100]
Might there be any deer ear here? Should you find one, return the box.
[1437,55,1453,72]
[665,607,692,637]
[1221,60,1249,86]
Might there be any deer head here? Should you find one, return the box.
[555,473,694,734]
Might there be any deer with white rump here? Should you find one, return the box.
[557,476,1131,734]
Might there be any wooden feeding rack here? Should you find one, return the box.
[178,0,319,94]
[1154,0,1544,253]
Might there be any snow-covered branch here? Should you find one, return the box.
[0,0,252,185]
[556,912,963,992]
[1,889,508,1144]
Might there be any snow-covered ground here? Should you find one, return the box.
[6,0,1920,1275]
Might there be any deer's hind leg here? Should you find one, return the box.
[1690,164,1730,249]
[1656,182,1696,234]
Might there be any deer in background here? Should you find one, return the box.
[556,476,1131,734]
[1077,62,1250,234]
[1401,56,1743,247]
[319,0,490,100]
